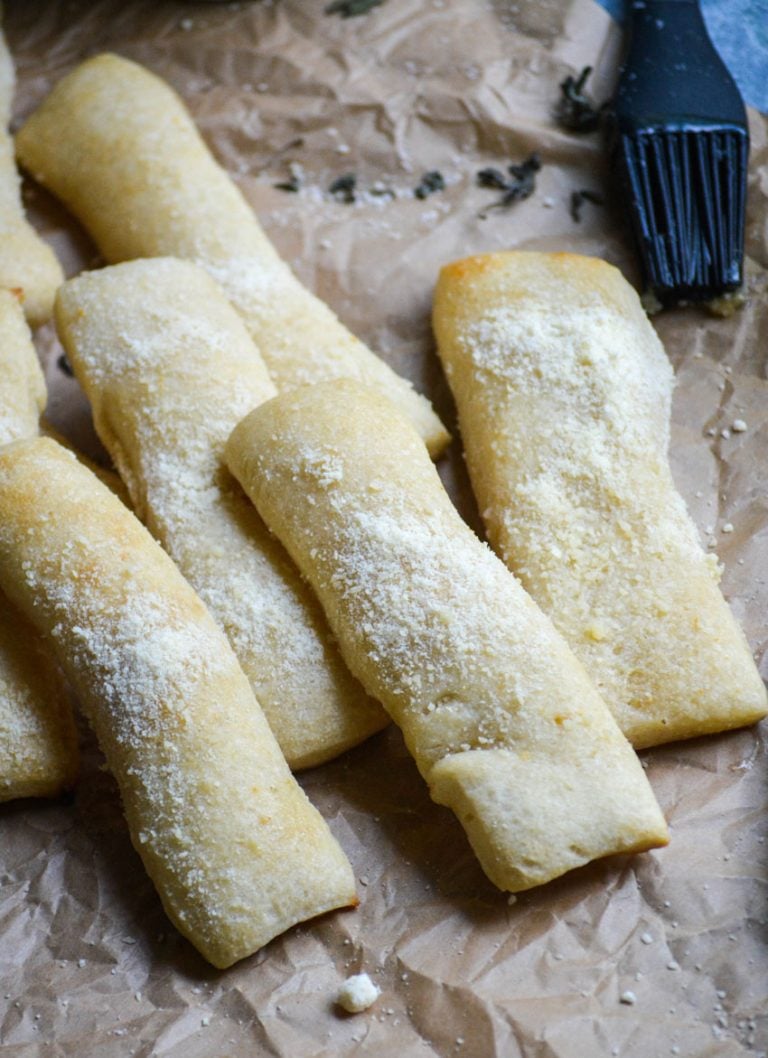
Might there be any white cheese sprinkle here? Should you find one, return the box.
[336,973,381,1014]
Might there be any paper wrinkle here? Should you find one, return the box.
[1,0,767,1055]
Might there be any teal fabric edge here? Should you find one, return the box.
[595,0,768,113]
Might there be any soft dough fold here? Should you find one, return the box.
[226,380,669,893]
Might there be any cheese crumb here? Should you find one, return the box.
[732,419,748,432]
[337,973,381,1013]
[722,523,734,534]
[619,990,637,1005]
[584,620,608,642]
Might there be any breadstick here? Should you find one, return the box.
[39,417,132,508]
[0,288,45,445]
[225,380,668,893]
[0,595,78,802]
[0,30,62,326]
[16,53,449,456]
[0,437,356,967]
[56,258,387,769]
[433,251,768,748]
[0,291,77,801]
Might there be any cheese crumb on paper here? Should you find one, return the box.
[337,973,381,1013]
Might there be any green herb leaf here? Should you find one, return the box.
[329,173,357,203]
[325,0,384,17]
[476,167,510,191]
[556,66,606,133]
[414,170,445,199]
[569,188,604,222]
[477,153,541,217]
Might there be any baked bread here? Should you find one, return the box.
[0,290,77,801]
[0,436,356,967]
[16,53,449,456]
[39,417,132,507]
[56,258,387,769]
[0,29,62,326]
[433,251,768,748]
[226,379,669,893]
[0,288,45,445]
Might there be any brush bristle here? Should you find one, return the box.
[619,127,748,303]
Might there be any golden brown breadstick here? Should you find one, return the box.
[0,437,356,967]
[226,380,668,893]
[39,418,132,508]
[0,601,78,802]
[0,30,62,326]
[56,258,387,769]
[16,53,449,456]
[433,251,768,748]
[0,290,77,801]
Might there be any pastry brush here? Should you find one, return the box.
[613,0,748,307]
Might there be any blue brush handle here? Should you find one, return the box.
[616,0,747,129]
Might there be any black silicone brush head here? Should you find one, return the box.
[613,0,749,306]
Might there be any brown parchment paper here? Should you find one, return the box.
[1,1,767,1055]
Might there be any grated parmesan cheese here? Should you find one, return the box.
[336,974,381,1013]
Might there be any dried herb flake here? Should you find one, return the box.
[569,188,604,222]
[274,161,303,192]
[556,66,606,133]
[329,172,357,203]
[476,153,541,217]
[325,0,384,17]
[274,174,301,192]
[414,170,445,200]
[57,353,74,378]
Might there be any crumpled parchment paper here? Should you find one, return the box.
[1,1,766,1055]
